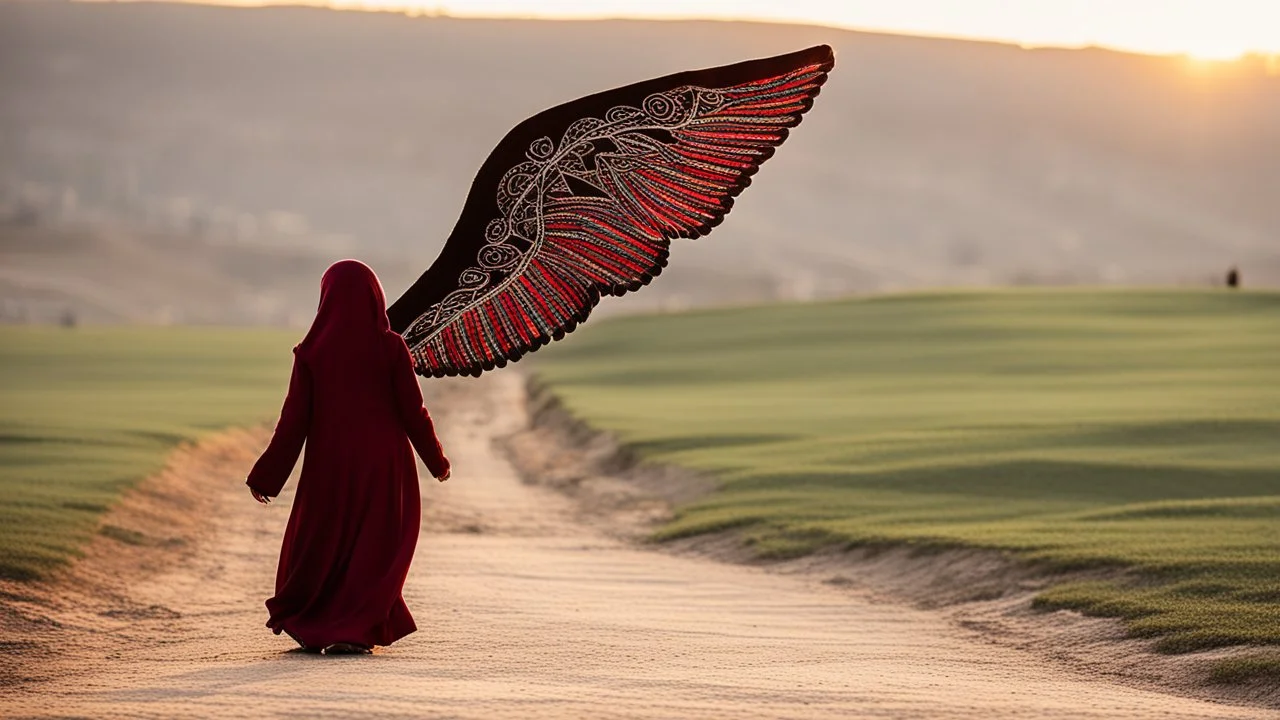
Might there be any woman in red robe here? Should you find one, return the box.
[246,260,451,655]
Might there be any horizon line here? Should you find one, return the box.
[80,0,1280,63]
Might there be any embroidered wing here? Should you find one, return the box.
[387,45,835,377]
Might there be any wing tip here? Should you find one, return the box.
[666,46,831,241]
[802,44,836,69]
[764,44,835,75]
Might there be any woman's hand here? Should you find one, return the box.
[435,468,451,483]
[250,487,271,505]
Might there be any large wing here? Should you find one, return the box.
[387,45,835,377]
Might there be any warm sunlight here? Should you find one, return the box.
[271,0,1280,61]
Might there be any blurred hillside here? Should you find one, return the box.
[1,1,1277,325]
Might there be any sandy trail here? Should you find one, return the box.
[5,373,1273,719]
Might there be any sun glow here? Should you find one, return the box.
[1184,45,1253,62]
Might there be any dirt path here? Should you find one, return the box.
[5,373,1273,719]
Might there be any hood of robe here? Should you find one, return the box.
[296,260,397,360]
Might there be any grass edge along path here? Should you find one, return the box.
[529,289,1280,674]
[0,326,296,581]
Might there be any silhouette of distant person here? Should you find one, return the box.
[1226,267,1240,289]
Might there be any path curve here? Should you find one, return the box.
[7,373,1273,719]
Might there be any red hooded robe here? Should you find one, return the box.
[247,260,449,649]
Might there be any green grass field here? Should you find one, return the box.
[533,290,1280,654]
[0,327,295,580]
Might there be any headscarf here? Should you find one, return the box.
[296,260,397,361]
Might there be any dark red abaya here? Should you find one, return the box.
[247,260,450,649]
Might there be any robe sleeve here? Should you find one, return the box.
[246,355,312,498]
[390,335,450,478]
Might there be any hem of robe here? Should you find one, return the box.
[267,601,417,649]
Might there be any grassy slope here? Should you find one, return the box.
[534,290,1280,653]
[0,327,295,580]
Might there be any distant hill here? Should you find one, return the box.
[1,2,1276,324]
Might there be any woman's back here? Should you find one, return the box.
[303,339,401,449]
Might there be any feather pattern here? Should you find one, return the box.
[388,46,835,377]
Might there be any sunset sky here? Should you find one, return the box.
[296,0,1280,60]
